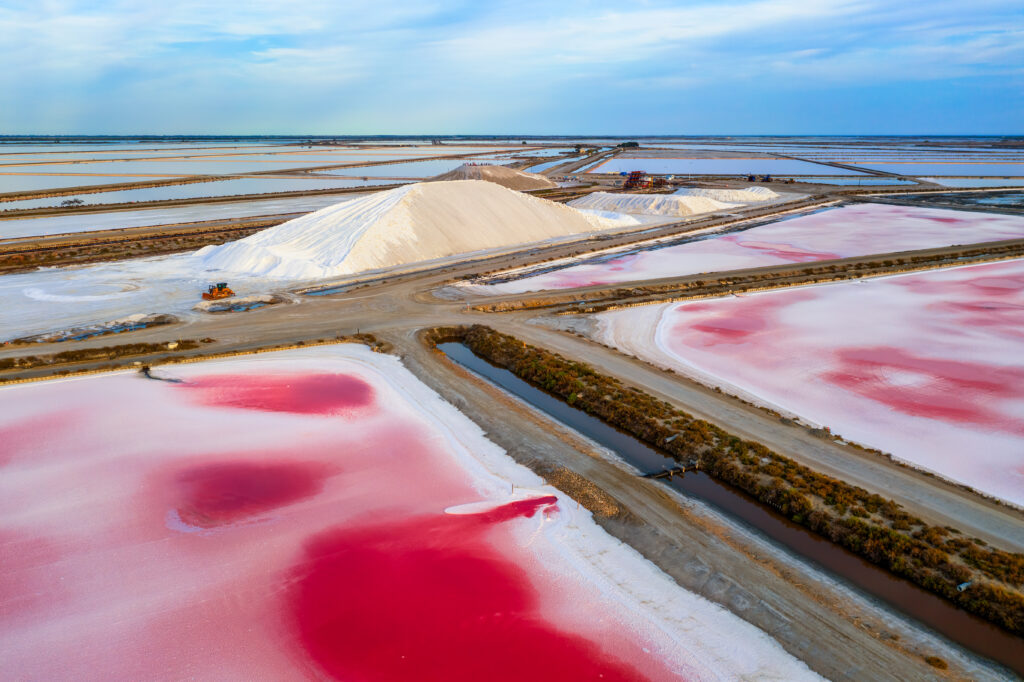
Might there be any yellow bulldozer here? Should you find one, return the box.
[202,282,235,301]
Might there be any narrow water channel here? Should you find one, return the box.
[437,342,1023,675]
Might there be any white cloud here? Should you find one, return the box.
[0,0,1021,132]
[432,0,868,66]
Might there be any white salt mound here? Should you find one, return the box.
[569,192,734,217]
[575,208,643,228]
[197,181,624,280]
[674,186,779,202]
[430,163,558,190]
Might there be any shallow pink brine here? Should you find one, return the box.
[0,345,815,681]
[597,259,1024,506]
[483,203,1024,293]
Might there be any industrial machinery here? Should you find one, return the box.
[202,282,235,301]
[623,170,647,189]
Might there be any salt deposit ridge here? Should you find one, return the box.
[568,191,736,217]
[675,187,779,202]
[430,163,558,190]
[198,180,634,280]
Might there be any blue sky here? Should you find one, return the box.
[1,0,1022,134]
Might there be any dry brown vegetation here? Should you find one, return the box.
[541,466,623,518]
[0,339,207,374]
[336,332,393,354]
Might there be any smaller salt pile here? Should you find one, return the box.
[430,163,558,190]
[197,181,631,280]
[674,187,779,202]
[568,192,735,217]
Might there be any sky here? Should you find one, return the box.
[1,0,1022,135]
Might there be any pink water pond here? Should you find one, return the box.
[599,260,1024,506]
[0,347,716,681]
[485,204,1024,294]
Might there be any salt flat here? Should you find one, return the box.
[594,260,1024,506]
[0,194,364,239]
[472,203,1024,294]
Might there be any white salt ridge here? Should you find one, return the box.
[429,163,558,190]
[198,180,627,280]
[576,208,644,227]
[569,191,735,217]
[675,186,779,202]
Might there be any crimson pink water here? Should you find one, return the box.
[678,293,812,344]
[722,235,841,262]
[823,346,1024,433]
[288,496,660,682]
[181,373,373,414]
[174,460,331,527]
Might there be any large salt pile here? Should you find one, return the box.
[674,186,779,202]
[197,180,623,280]
[568,192,734,217]
[430,163,558,191]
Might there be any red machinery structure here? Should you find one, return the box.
[622,171,668,190]
[623,170,647,189]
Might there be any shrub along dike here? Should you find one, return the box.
[429,324,1024,638]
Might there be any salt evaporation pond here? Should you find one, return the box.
[0,173,182,194]
[787,176,919,186]
[316,158,476,177]
[166,152,440,164]
[0,147,311,164]
[0,194,367,239]
[0,344,817,680]
[594,260,1024,506]
[0,176,403,210]
[856,163,1024,177]
[587,158,866,176]
[1,160,329,175]
[924,177,1024,188]
[0,143,300,155]
[0,253,238,339]
[473,204,1024,294]
[526,156,585,173]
